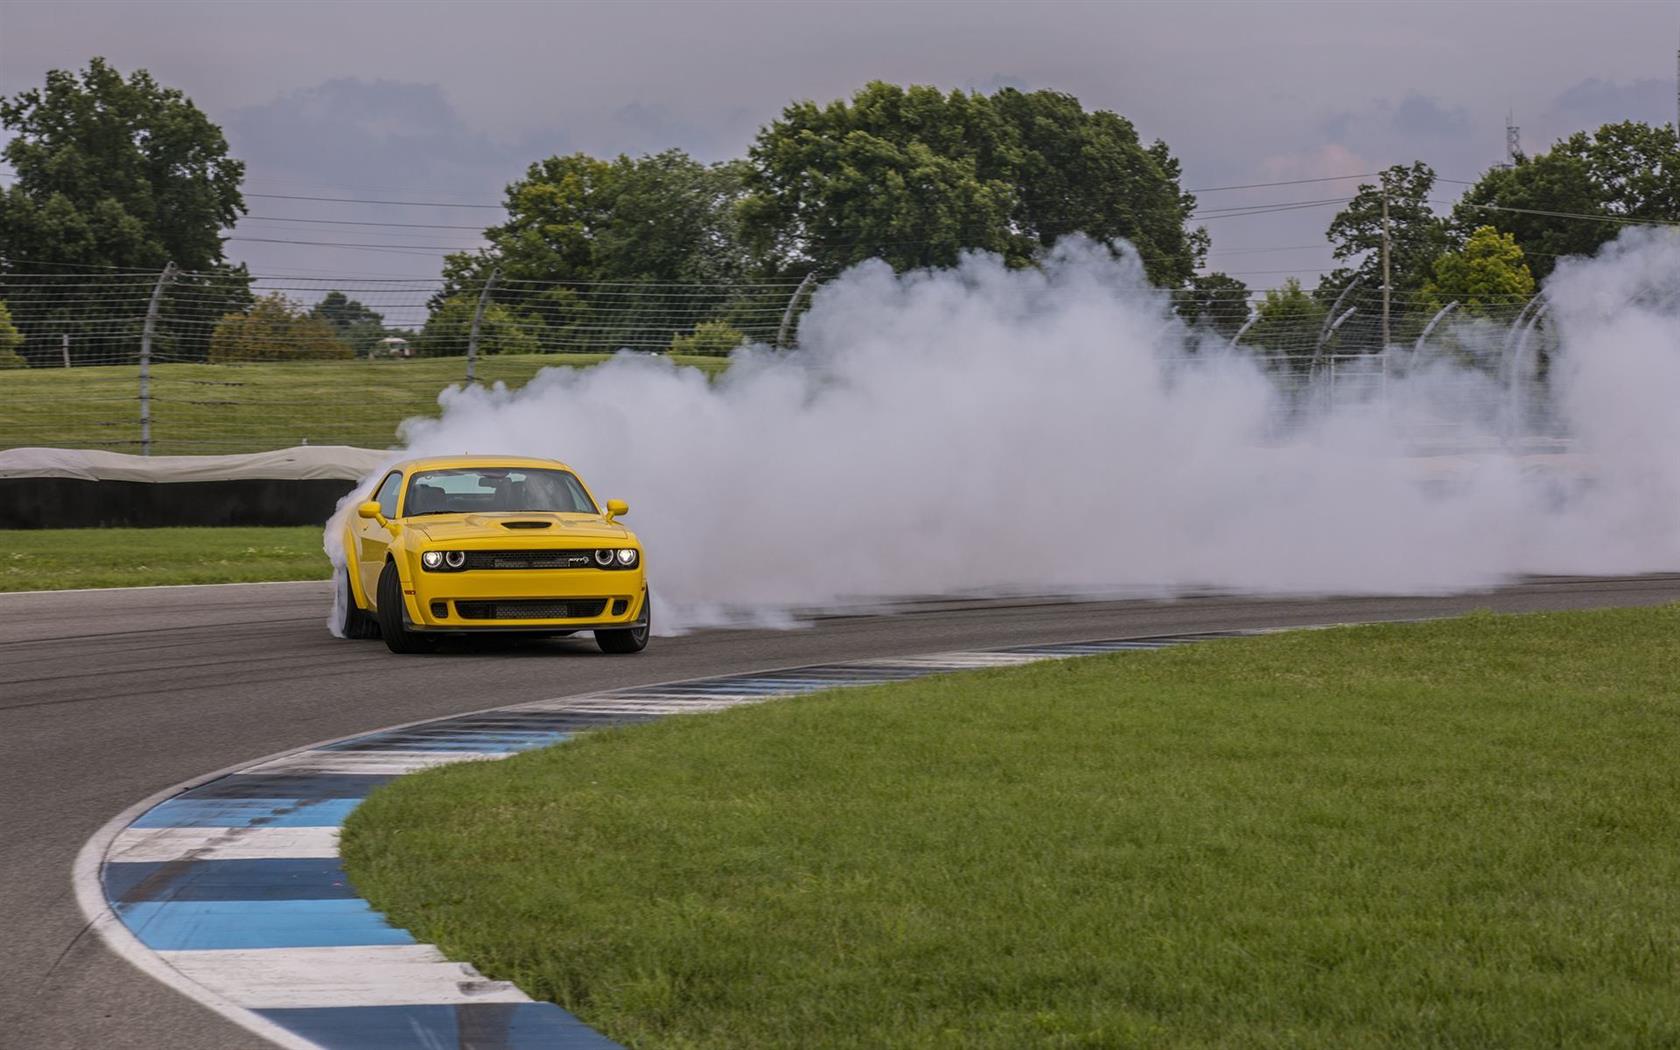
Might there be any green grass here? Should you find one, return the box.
[0,526,330,590]
[343,608,1680,1049]
[0,353,729,455]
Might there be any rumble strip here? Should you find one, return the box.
[74,632,1257,1049]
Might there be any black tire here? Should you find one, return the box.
[338,568,381,639]
[595,592,650,654]
[376,560,430,654]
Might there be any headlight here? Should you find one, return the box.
[594,549,615,567]
[422,551,443,569]
[616,548,639,567]
[444,550,466,569]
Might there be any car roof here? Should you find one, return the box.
[394,455,576,473]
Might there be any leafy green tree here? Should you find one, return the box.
[209,293,351,362]
[742,83,1022,274]
[741,82,1202,285]
[0,58,249,363]
[0,301,25,369]
[1451,122,1680,281]
[417,296,539,358]
[1326,162,1449,307]
[991,88,1204,285]
[1176,272,1251,338]
[310,291,388,357]
[1423,226,1535,314]
[1242,278,1327,360]
[434,150,750,353]
[441,150,750,292]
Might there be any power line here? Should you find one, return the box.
[245,191,505,210]
[238,215,491,231]
[1186,172,1380,193]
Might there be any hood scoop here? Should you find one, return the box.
[501,520,553,529]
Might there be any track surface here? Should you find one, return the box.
[4,575,1680,1050]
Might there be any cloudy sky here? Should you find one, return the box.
[2,0,1676,293]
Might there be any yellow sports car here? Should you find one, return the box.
[337,455,649,655]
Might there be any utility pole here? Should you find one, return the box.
[1380,175,1391,350]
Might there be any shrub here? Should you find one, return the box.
[210,293,353,362]
[668,320,747,356]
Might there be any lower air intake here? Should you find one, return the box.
[455,599,607,621]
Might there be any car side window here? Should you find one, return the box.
[374,472,403,518]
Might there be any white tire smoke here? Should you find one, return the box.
[326,234,1680,636]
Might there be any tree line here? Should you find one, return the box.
[2,58,1676,366]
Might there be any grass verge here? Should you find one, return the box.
[342,608,1680,1049]
[0,526,329,591]
[0,352,729,455]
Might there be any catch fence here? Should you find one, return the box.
[0,265,1560,456]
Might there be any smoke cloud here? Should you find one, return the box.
[328,233,1680,635]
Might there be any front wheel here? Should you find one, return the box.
[595,592,649,654]
[376,560,430,654]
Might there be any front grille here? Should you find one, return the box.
[455,599,608,621]
[460,549,595,570]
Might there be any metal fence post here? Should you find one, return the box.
[139,262,176,456]
[776,271,820,349]
[466,267,499,382]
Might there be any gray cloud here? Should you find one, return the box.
[1542,77,1674,141]
[5,0,1679,288]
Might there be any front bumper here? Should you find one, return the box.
[402,565,647,632]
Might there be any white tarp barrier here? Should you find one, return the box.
[0,445,390,482]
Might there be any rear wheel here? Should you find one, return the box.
[376,560,430,654]
[338,568,380,639]
[595,592,650,654]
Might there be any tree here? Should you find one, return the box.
[991,87,1204,286]
[441,150,750,291]
[1450,122,1680,281]
[741,82,1202,285]
[1176,272,1251,339]
[433,150,751,353]
[1325,162,1449,309]
[209,293,352,362]
[1242,278,1327,361]
[0,301,24,369]
[1422,226,1535,315]
[416,296,539,358]
[0,59,249,363]
[310,291,388,357]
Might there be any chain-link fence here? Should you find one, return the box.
[0,265,1562,456]
[0,266,816,454]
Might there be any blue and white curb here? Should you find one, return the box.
[75,632,1252,1049]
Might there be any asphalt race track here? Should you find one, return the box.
[4,575,1680,1050]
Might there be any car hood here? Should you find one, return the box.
[405,513,635,544]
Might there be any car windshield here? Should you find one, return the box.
[403,468,598,516]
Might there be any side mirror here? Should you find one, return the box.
[604,499,629,522]
[357,500,384,522]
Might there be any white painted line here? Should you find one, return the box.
[851,654,1048,669]
[241,749,513,776]
[74,789,325,1050]
[512,694,770,713]
[109,826,341,862]
[159,944,530,1009]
